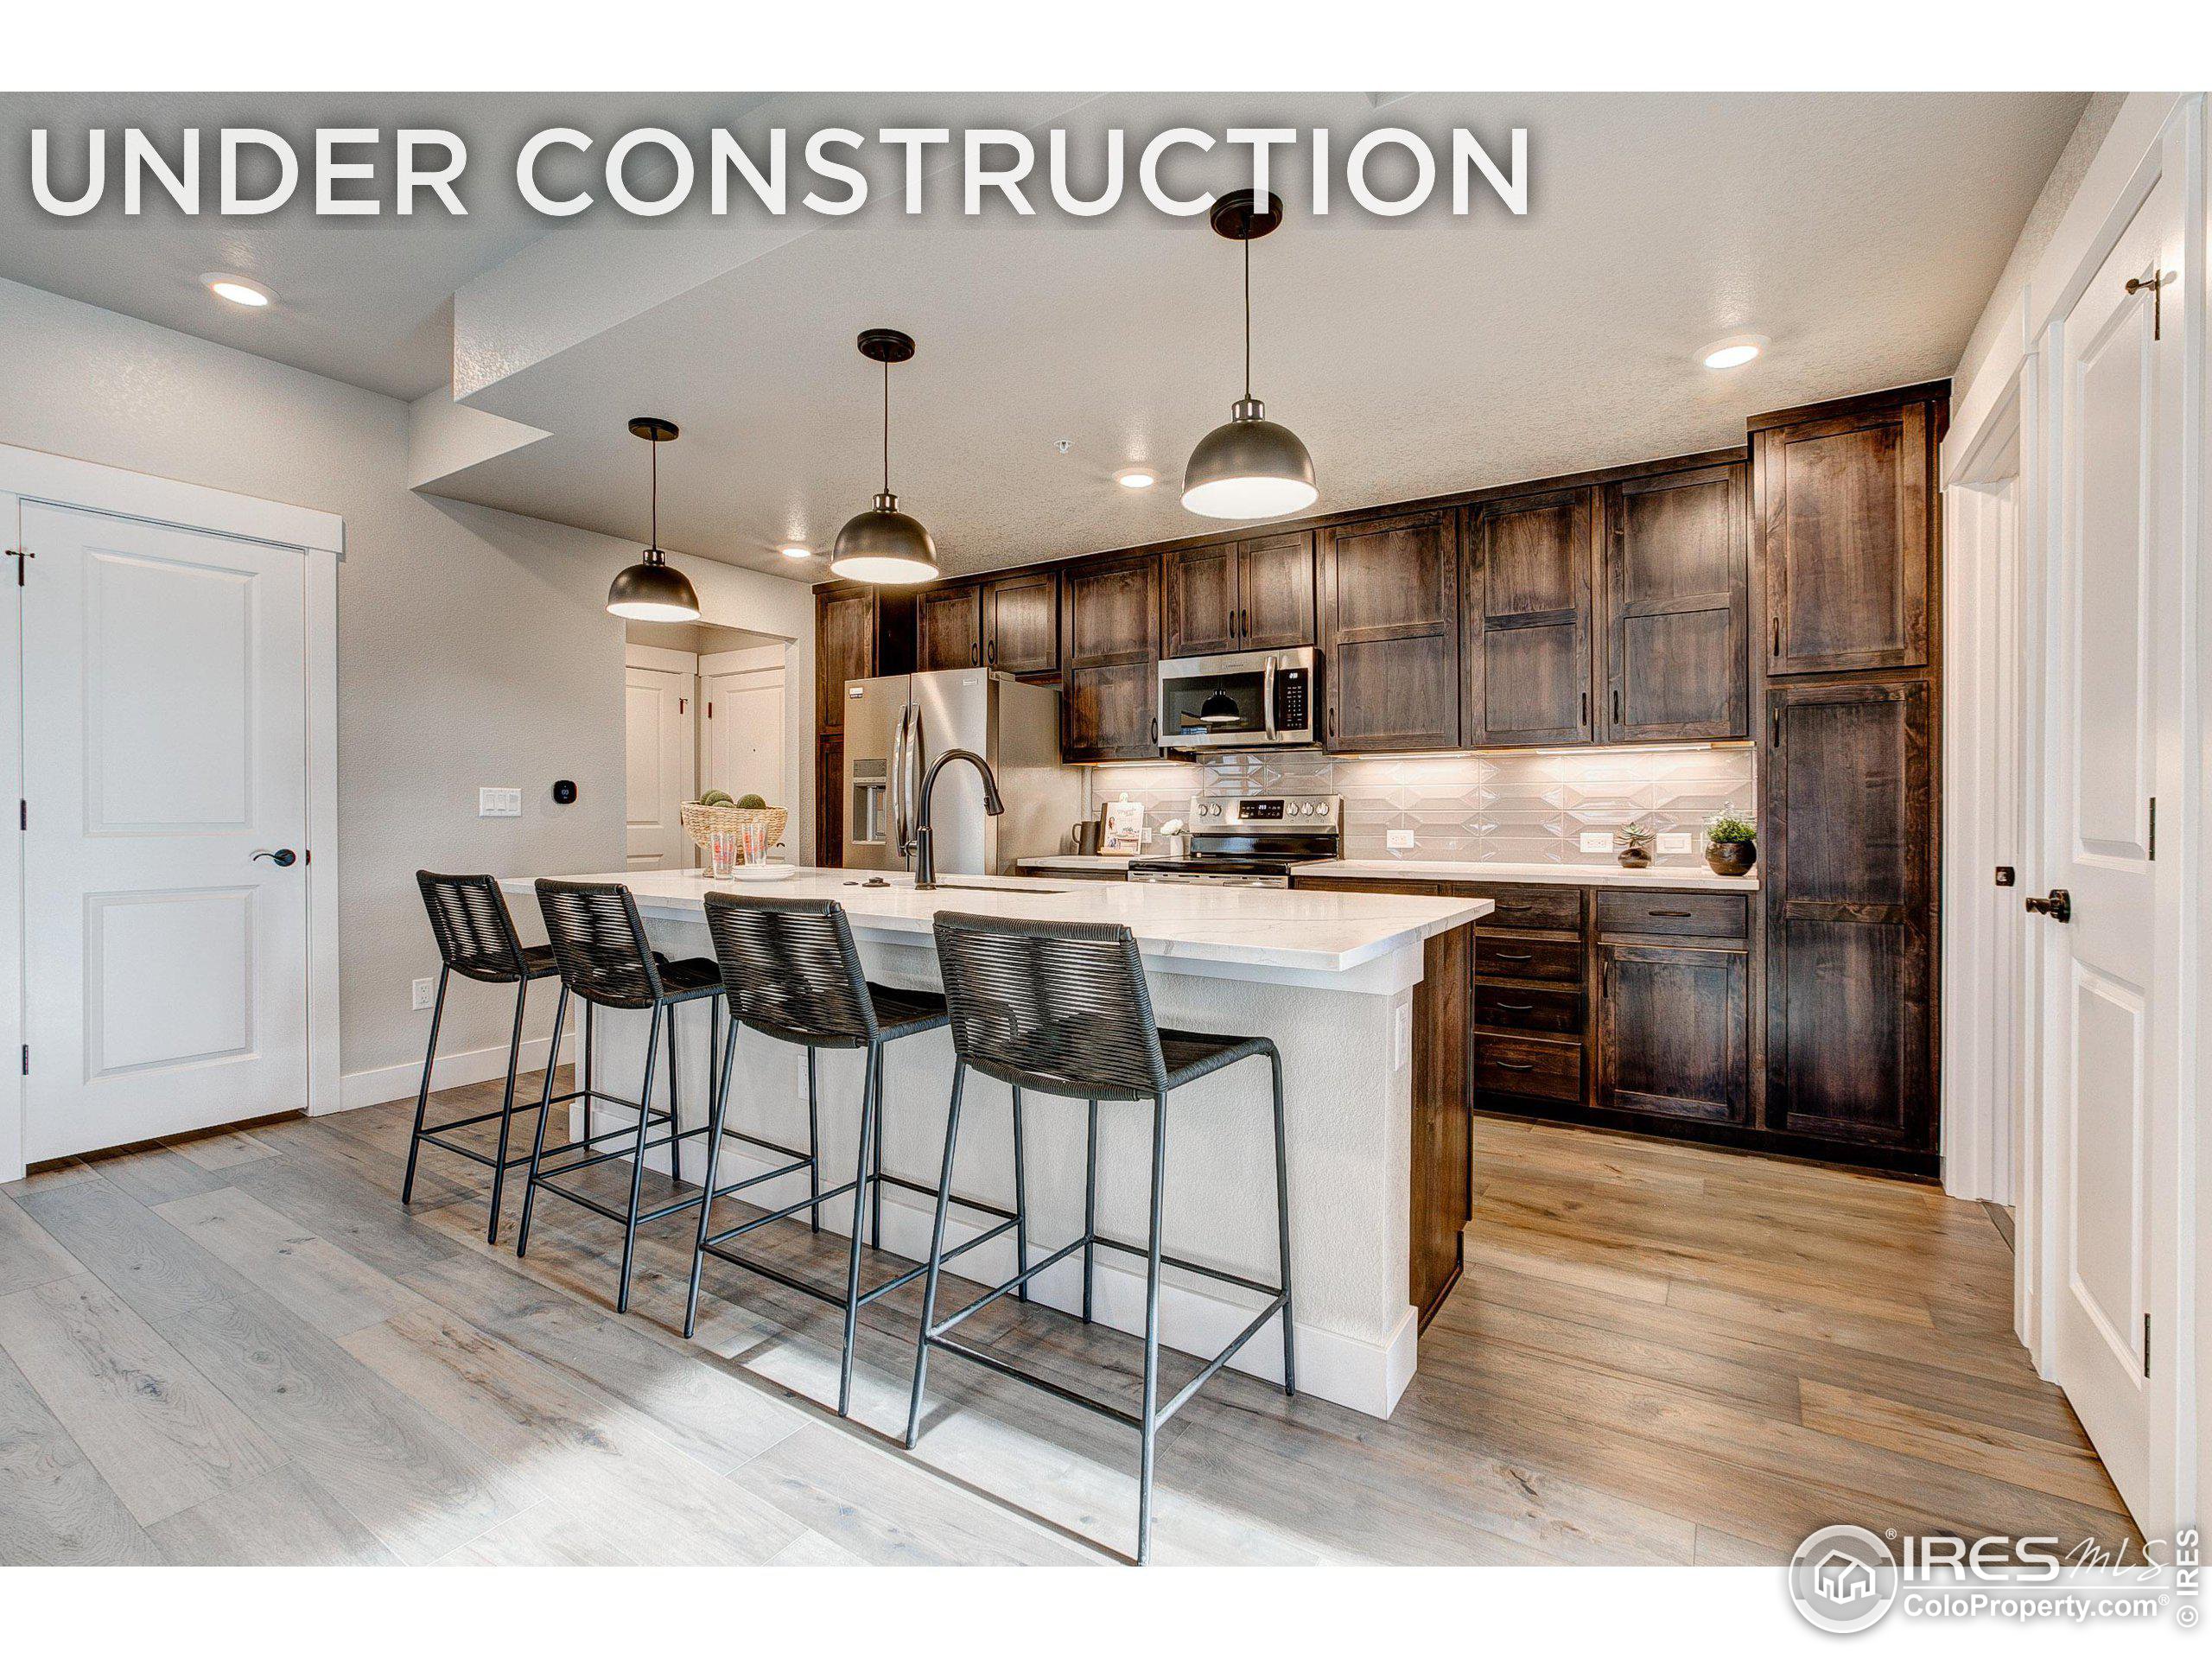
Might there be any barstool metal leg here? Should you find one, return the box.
[1011,1084,1030,1303]
[401,967,451,1206]
[837,1041,881,1416]
[903,1058,968,1449]
[615,1003,665,1315]
[685,1016,745,1339]
[582,1002,595,1149]
[868,1046,885,1250]
[1268,1046,1296,1397]
[1081,1097,1098,1324]
[1135,1090,1169,1567]
[805,1048,822,1233]
[515,986,570,1258]
[483,979,531,1243]
[665,1001,683,1189]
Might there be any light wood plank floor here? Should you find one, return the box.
[0,1077,2138,1566]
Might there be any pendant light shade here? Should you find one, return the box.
[831,329,938,584]
[1198,687,1242,724]
[1183,190,1318,520]
[607,416,701,622]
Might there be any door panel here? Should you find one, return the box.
[702,652,787,855]
[1319,509,1459,750]
[1598,943,1747,1124]
[984,571,1058,673]
[22,504,309,1160]
[2044,149,2186,1522]
[918,584,982,671]
[1061,554,1160,760]
[1467,488,1593,746]
[1605,464,1747,740]
[624,652,695,870]
[814,588,875,732]
[1163,542,1238,658]
[1236,531,1315,650]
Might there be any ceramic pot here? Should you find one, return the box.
[1617,846,1654,869]
[1707,840,1756,877]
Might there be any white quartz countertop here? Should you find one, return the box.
[1014,855,1139,872]
[505,868,1491,979]
[1292,858,1758,893]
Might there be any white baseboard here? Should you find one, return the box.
[622,1115,1417,1421]
[338,1036,553,1114]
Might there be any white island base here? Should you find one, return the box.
[507,871,1487,1420]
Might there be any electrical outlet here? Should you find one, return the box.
[1387,829,1416,851]
[478,786,522,818]
[411,977,435,1011]
[1579,830,1612,854]
[1658,832,1694,854]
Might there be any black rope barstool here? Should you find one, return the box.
[683,893,1029,1419]
[905,911,1295,1566]
[515,878,727,1314]
[404,872,562,1243]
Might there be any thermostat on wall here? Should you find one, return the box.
[551,780,577,804]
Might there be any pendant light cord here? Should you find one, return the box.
[882,359,892,495]
[1243,232,1253,401]
[649,435,658,555]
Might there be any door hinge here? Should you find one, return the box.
[5,548,29,586]
[16,800,23,832]
[707,702,714,719]
[2145,1313,2152,1377]
[18,1045,26,1076]
[2148,798,2156,860]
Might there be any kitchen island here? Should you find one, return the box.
[501,869,1487,1418]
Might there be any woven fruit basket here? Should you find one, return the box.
[679,803,788,858]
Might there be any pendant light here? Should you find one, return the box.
[606,416,702,621]
[1198,687,1241,724]
[1183,190,1318,520]
[830,328,939,584]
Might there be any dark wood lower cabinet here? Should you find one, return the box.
[814,734,843,867]
[1596,943,1749,1125]
[1409,920,1471,1327]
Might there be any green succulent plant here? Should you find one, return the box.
[1707,814,1757,844]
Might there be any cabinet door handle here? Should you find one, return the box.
[1770,707,1782,747]
[1493,1001,1535,1013]
[1493,950,1533,963]
[1580,690,1589,728]
[1770,615,1782,658]
[1494,1060,1535,1073]
[1612,688,1623,726]
[1649,909,1693,918]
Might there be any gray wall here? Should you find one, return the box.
[0,276,817,1087]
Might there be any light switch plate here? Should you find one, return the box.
[1579,830,1612,854]
[1658,832,1694,854]
[479,786,522,818]
[1387,829,1416,850]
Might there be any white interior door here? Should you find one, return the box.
[702,646,786,858]
[2041,148,2186,1526]
[19,503,309,1160]
[624,645,695,869]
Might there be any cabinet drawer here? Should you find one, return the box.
[1594,890,1747,940]
[1475,935,1583,984]
[1476,1036,1581,1102]
[1464,884,1583,932]
[1474,982,1583,1035]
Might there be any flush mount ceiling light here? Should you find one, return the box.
[1115,467,1158,491]
[606,416,702,622]
[201,272,272,308]
[1183,189,1318,520]
[830,328,939,585]
[1700,334,1767,371]
[779,545,813,560]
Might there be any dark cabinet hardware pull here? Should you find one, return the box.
[1649,909,1692,918]
[1771,615,1782,657]
[2024,888,2073,924]
[1493,950,1533,963]
[1612,688,1622,726]
[1494,1001,1535,1013]
[1494,1060,1535,1072]
[1771,707,1782,746]
[1580,690,1589,728]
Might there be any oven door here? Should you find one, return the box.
[1128,869,1290,888]
[1157,648,1318,749]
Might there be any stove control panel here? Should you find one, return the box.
[1188,794,1340,829]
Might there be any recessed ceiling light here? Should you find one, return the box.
[1700,334,1766,371]
[201,272,272,308]
[779,545,812,560]
[1115,468,1157,491]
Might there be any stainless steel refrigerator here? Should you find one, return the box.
[840,668,1083,876]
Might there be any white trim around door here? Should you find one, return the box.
[0,442,342,1183]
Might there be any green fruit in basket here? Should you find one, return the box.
[734,793,768,810]
[697,791,734,807]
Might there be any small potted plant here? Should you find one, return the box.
[1616,821,1656,869]
[1706,812,1757,877]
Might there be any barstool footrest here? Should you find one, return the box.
[1085,1231,1284,1300]
[698,1209,1015,1313]
[532,1120,697,1181]
[531,1177,707,1227]
[416,1131,536,1171]
[928,1234,1089,1338]
[923,1335,1145,1430]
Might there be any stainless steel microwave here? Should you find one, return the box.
[1156,645,1320,750]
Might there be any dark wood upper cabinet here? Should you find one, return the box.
[1164,531,1313,658]
[1060,552,1161,761]
[814,587,876,734]
[1597,942,1749,1125]
[814,733,844,867]
[1319,508,1459,752]
[1465,486,1596,747]
[984,569,1059,674]
[1764,678,1935,1149]
[1602,463,1748,741]
[1754,396,1935,676]
[1162,540,1239,658]
[916,583,982,671]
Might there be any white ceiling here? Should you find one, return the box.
[1,92,2086,582]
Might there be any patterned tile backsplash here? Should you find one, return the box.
[1083,747,1758,870]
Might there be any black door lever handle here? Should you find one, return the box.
[2024,888,2071,923]
[252,849,298,868]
